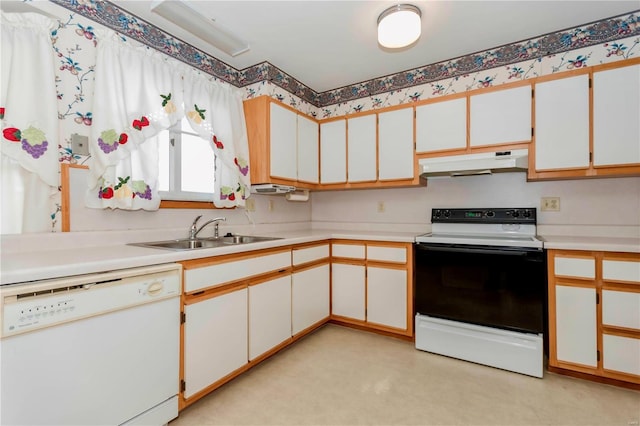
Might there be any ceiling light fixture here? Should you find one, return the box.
[377,4,422,49]
[150,0,249,57]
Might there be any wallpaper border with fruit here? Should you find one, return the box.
[49,0,639,108]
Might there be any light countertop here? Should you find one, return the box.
[1,229,418,286]
[539,235,640,253]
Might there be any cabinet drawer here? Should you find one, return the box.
[603,290,640,330]
[185,250,291,292]
[603,334,640,377]
[293,244,329,266]
[366,245,406,263]
[603,259,640,283]
[332,243,365,259]
[554,256,595,279]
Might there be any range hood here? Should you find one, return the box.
[250,184,296,194]
[419,149,529,177]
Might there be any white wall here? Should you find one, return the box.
[311,173,640,233]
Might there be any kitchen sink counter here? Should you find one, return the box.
[1,229,418,285]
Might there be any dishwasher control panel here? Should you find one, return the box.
[1,265,181,337]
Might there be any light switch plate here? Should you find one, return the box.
[70,133,90,155]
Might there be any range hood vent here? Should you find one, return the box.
[419,149,528,178]
[250,184,296,194]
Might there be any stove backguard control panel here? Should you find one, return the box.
[431,208,537,224]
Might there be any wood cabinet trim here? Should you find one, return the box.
[293,259,330,273]
[246,268,292,286]
[183,282,247,304]
[602,325,640,339]
[180,247,292,270]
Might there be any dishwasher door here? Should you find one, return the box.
[0,264,181,426]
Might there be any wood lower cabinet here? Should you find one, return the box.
[249,274,292,360]
[330,240,413,337]
[183,286,248,400]
[548,250,640,385]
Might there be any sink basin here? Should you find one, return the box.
[129,235,282,251]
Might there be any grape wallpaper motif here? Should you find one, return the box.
[16,1,640,230]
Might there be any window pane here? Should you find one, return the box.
[181,134,215,193]
[158,130,170,192]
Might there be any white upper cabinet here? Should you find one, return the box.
[378,108,414,180]
[470,85,532,147]
[269,102,298,180]
[593,64,640,167]
[297,114,319,183]
[347,114,377,182]
[416,97,467,153]
[535,74,590,171]
[320,119,347,184]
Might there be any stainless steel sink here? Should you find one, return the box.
[129,235,282,251]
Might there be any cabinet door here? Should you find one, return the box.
[269,103,297,180]
[535,74,590,170]
[555,285,597,367]
[416,97,467,153]
[320,119,347,183]
[367,266,407,330]
[248,275,292,360]
[470,85,531,146]
[603,334,640,377]
[292,264,330,335]
[184,288,248,399]
[347,114,377,182]
[378,108,414,180]
[297,114,319,183]
[593,64,640,167]
[331,263,365,320]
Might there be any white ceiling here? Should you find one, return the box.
[13,1,640,92]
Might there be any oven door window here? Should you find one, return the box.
[414,244,546,334]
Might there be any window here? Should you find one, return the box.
[158,117,216,202]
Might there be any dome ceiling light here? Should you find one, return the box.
[377,4,422,49]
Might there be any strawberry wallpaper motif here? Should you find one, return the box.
[12,1,640,231]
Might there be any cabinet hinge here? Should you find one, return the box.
[170,137,176,147]
[531,88,534,98]
[589,78,592,89]
[589,152,593,163]
[180,311,186,324]
[180,380,186,393]
[596,293,599,304]
[531,127,534,137]
[597,350,600,362]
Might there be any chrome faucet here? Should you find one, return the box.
[189,215,226,239]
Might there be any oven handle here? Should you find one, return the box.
[415,244,540,257]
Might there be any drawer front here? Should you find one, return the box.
[603,259,640,283]
[185,251,291,292]
[603,290,640,330]
[366,245,407,263]
[332,243,365,259]
[293,244,330,266]
[554,256,595,279]
[603,334,640,377]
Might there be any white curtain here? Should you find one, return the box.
[87,30,184,210]
[0,13,59,234]
[183,69,251,207]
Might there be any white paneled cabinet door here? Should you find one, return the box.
[331,263,365,320]
[603,334,640,377]
[416,97,467,153]
[593,64,640,167]
[534,74,590,171]
[320,119,347,184]
[470,85,532,147]
[347,114,377,182]
[555,285,597,367]
[183,288,248,399]
[248,275,292,360]
[367,266,407,330]
[297,114,319,183]
[269,103,297,180]
[292,264,330,335]
[378,108,414,180]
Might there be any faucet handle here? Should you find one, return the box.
[192,215,202,226]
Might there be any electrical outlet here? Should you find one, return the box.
[377,201,385,213]
[245,198,255,212]
[70,133,89,155]
[268,199,275,212]
[541,197,560,211]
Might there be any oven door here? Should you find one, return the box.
[414,243,546,335]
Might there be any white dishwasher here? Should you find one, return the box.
[0,263,182,426]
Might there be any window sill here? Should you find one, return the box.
[159,200,235,209]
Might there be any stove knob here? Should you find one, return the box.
[434,211,441,218]
[486,211,495,218]
[512,210,520,218]
[443,210,450,218]
[523,210,532,218]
